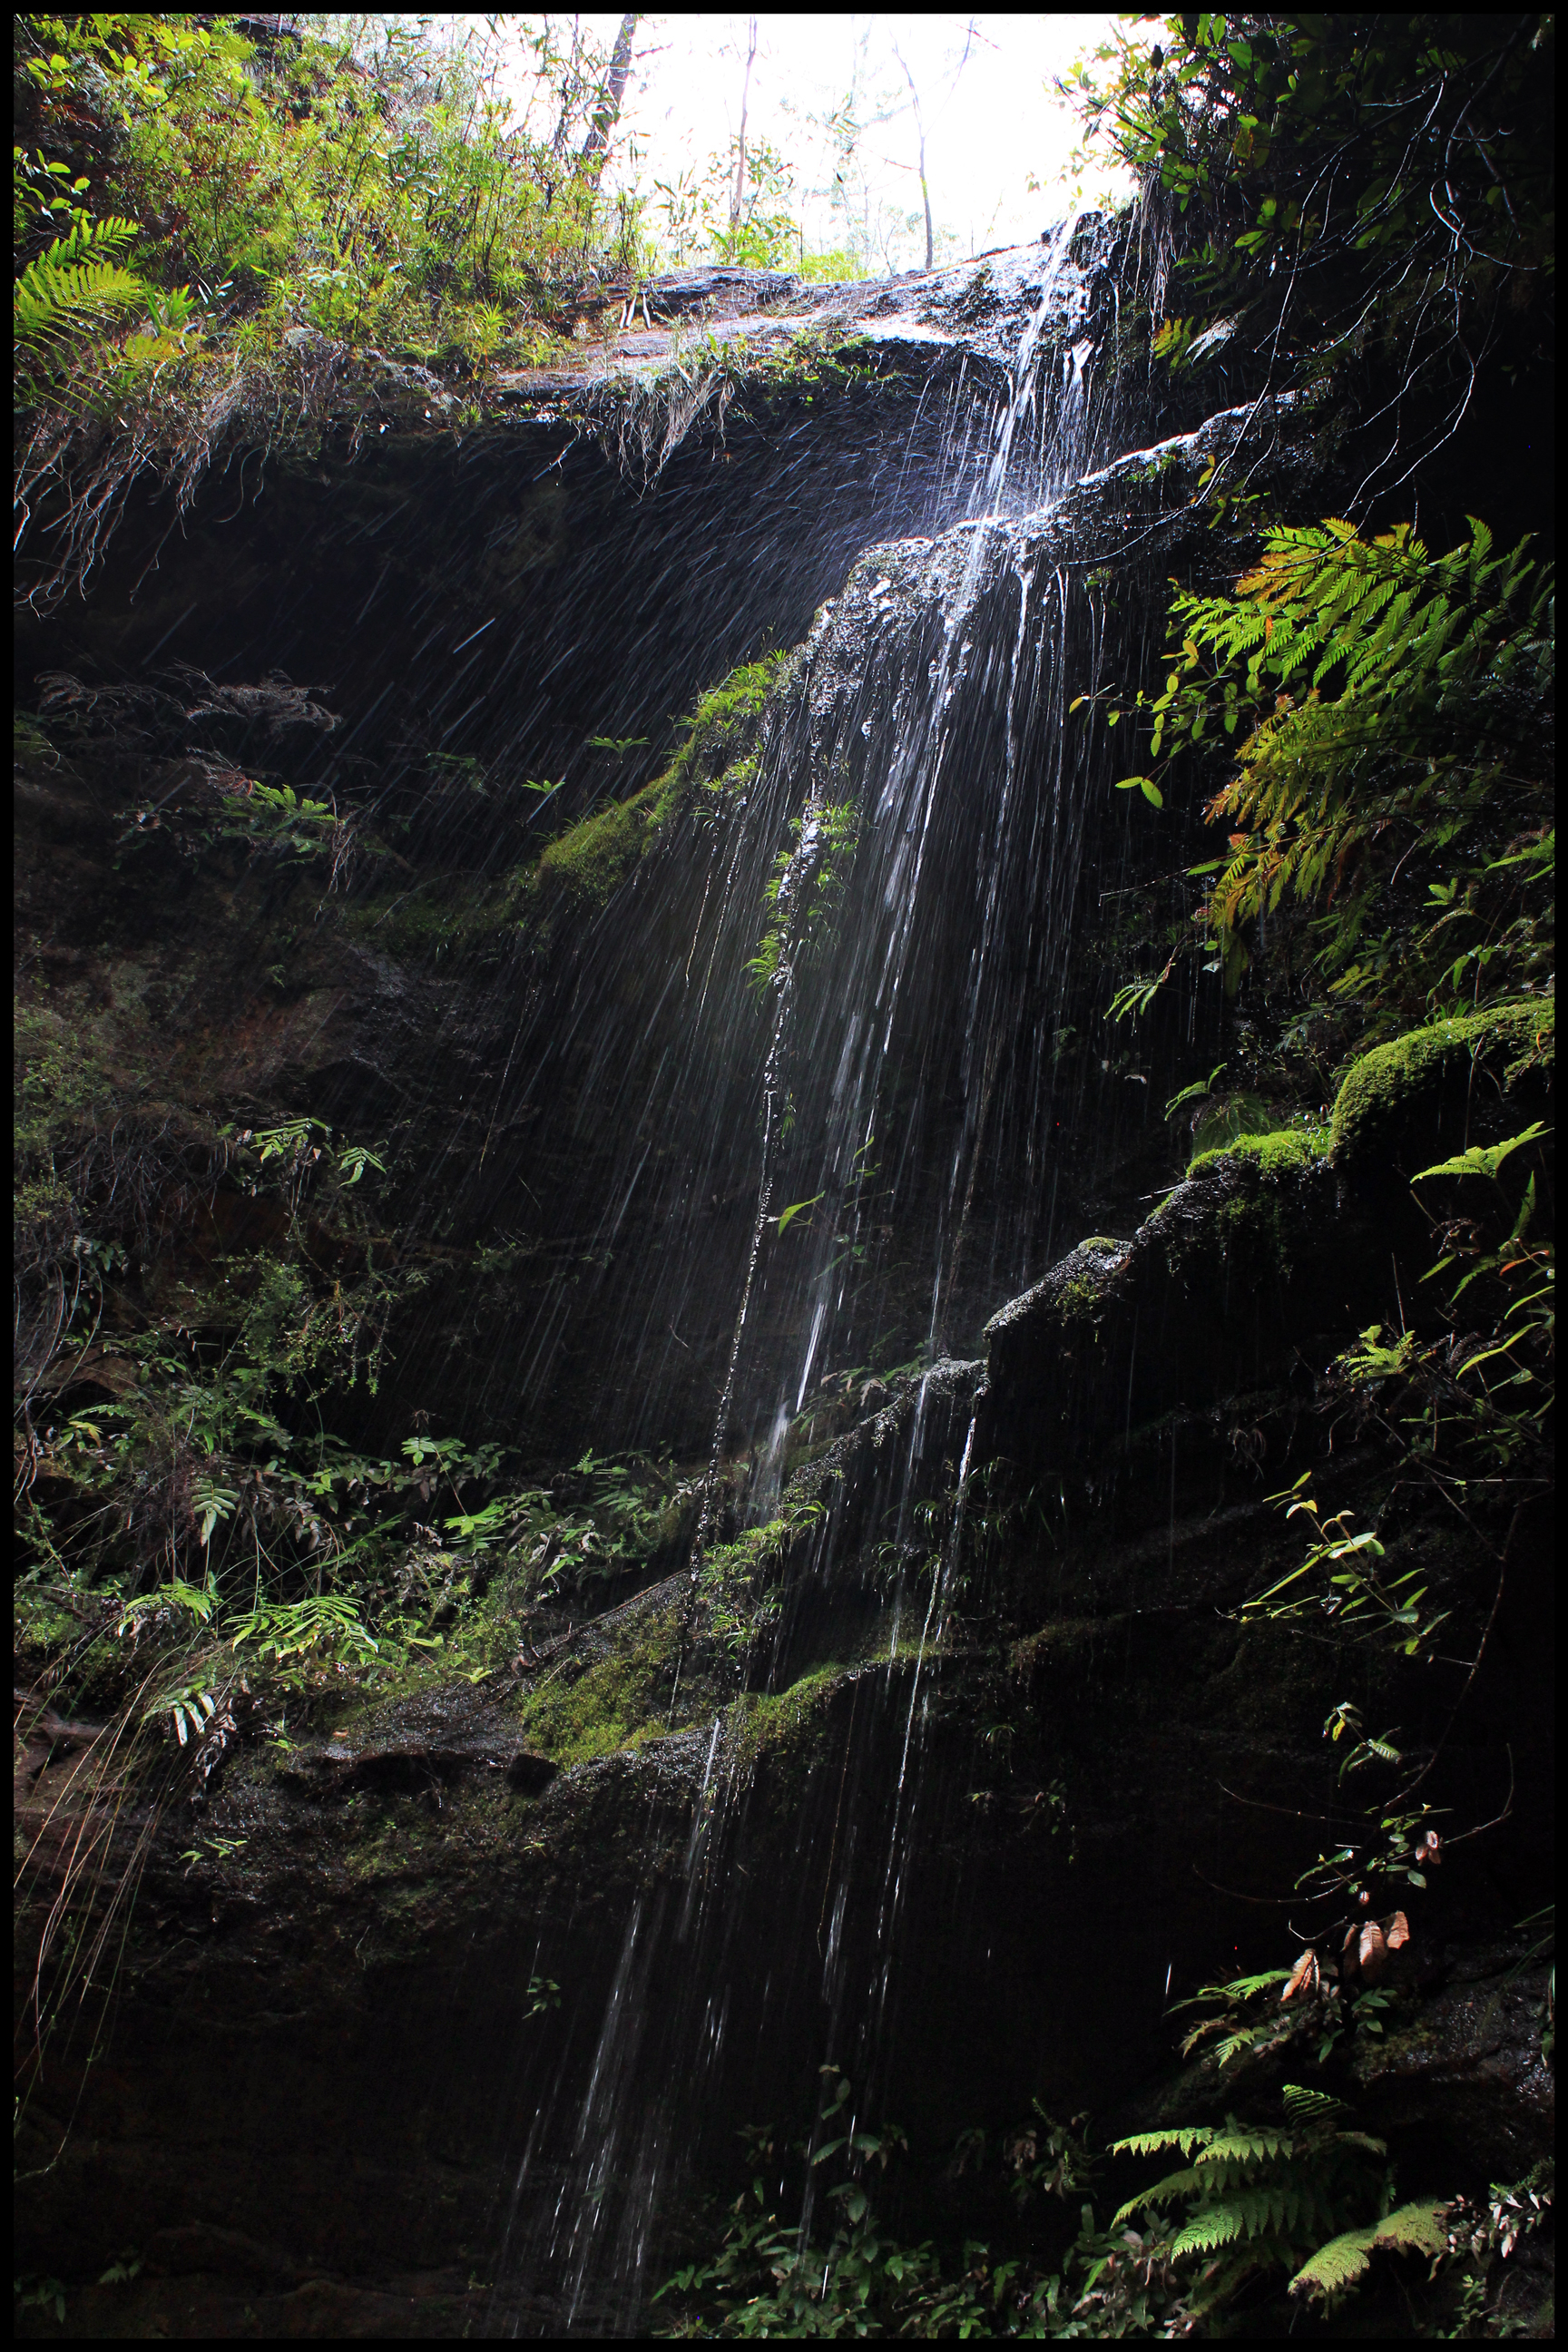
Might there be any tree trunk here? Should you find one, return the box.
[895,47,934,271]
[576,12,639,193]
[730,17,759,229]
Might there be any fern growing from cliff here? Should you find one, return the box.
[1110,2083,1431,2322]
[1194,518,1551,967]
[15,215,150,362]
[1290,2199,1449,2308]
[1096,514,1553,1028]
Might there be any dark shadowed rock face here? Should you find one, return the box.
[15,242,1553,2335]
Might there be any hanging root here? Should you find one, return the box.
[585,359,738,493]
[15,338,441,613]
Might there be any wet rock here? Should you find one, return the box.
[1349,1947,1555,2180]
[642,263,799,318]
[1329,999,1553,1181]
[1064,388,1327,544]
[281,1700,557,1800]
[979,1145,1386,1486]
[505,1749,558,1794]
[787,1357,985,1540]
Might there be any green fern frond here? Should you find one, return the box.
[1281,2084,1348,2126]
[1213,1970,1293,2002]
[1110,2125,1215,2160]
[31,213,142,267]
[1112,2165,1208,2227]
[1170,2201,1250,2258]
[1196,2130,1293,2168]
[15,218,150,357]
[1371,2201,1450,2258]
[1289,2201,1447,2304]
[1289,2221,1377,2300]
[1210,2026,1276,2068]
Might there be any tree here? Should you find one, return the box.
[577,12,640,195]
[892,44,935,271]
[730,15,760,234]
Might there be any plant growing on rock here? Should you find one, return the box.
[1112,2084,1446,2325]
[1062,14,1553,485]
[1093,514,1553,1034]
[15,11,649,607]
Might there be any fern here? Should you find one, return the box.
[1170,2201,1251,2257]
[1188,520,1552,998]
[1111,2124,1215,2161]
[1101,514,1553,1018]
[1290,2200,1448,2306]
[1194,2128,1294,2168]
[1111,2088,1396,2319]
[1282,2084,1348,2126]
[15,216,149,358]
[1112,2164,1209,2225]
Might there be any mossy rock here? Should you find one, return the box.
[519,650,790,943]
[525,773,670,933]
[726,1662,853,1782]
[1329,1000,1553,1177]
[514,1592,686,1768]
[1186,1122,1330,1181]
[982,1150,1385,1482]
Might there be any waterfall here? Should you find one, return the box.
[491,213,1139,2332]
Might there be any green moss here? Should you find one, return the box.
[521,650,791,941]
[727,1662,850,1779]
[1189,1093,1284,1161]
[1330,999,1553,1165]
[343,872,517,964]
[652,650,789,815]
[514,1601,683,1768]
[1187,1122,1330,1179]
[531,774,667,917]
[1059,1265,1113,1328]
[707,750,759,802]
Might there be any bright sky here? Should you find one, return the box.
[496,15,1138,270]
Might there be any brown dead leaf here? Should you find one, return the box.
[1357,1920,1388,1982]
[1384,1909,1411,1952]
[1281,1948,1319,2004]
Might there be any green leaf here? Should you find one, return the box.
[774,1193,824,1236]
[1412,1122,1549,1184]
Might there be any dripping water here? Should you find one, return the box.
[491,211,1145,2332]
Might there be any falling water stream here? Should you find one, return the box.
[491,213,1152,2332]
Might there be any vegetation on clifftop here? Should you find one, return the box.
[15,11,646,605]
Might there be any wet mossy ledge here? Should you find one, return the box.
[1328,997,1553,1173]
[519,650,790,945]
[1183,1117,1328,1181]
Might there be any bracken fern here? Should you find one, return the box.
[15,215,149,359]
[1110,2084,1396,2321]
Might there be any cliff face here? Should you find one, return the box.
[15,240,1553,2337]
